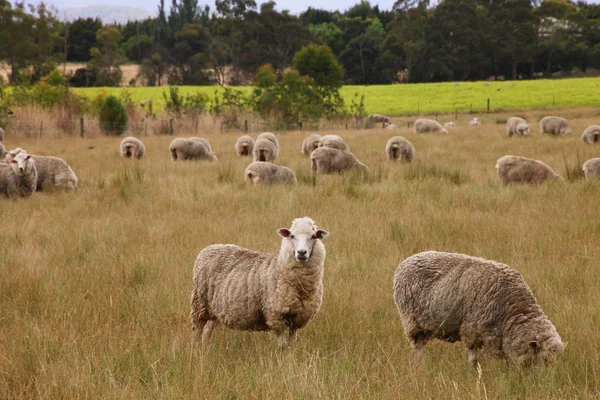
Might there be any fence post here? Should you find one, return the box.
[455,108,458,121]
[80,116,85,138]
[169,119,174,135]
[39,121,43,138]
[487,98,490,113]
[417,102,420,115]
[244,120,248,132]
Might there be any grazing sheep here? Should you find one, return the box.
[540,116,571,135]
[496,155,563,185]
[189,137,214,153]
[6,148,77,191]
[384,123,397,130]
[190,217,328,348]
[443,122,456,129]
[581,125,600,144]
[0,127,4,142]
[454,83,461,87]
[414,119,449,134]
[253,138,278,162]
[582,158,600,180]
[369,114,390,124]
[317,135,350,151]
[301,134,321,156]
[506,117,530,137]
[235,135,255,156]
[311,147,368,175]
[469,117,481,126]
[385,137,415,162]
[0,142,6,160]
[257,132,279,153]
[120,136,145,159]
[170,138,217,161]
[245,162,297,185]
[0,151,37,199]
[393,251,564,368]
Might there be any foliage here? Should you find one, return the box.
[88,25,125,87]
[162,86,209,119]
[99,94,128,135]
[293,44,344,89]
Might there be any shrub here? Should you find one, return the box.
[99,95,128,136]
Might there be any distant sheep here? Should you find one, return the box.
[443,122,455,128]
[496,155,563,185]
[506,117,530,137]
[257,132,279,153]
[170,138,217,161]
[245,162,297,185]
[540,116,571,135]
[311,147,368,175]
[189,137,214,153]
[301,134,321,156]
[582,158,600,180]
[469,117,481,126]
[317,135,350,151]
[393,251,564,367]
[384,123,397,130]
[385,137,415,162]
[414,119,448,134]
[6,148,77,190]
[253,138,278,162]
[120,136,145,159]
[581,125,600,144]
[454,83,461,87]
[369,114,390,124]
[235,135,255,156]
[0,151,37,198]
[190,217,328,348]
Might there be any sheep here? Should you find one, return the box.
[414,119,448,134]
[0,151,37,199]
[257,132,279,153]
[0,142,6,160]
[245,162,297,185]
[190,217,328,348]
[317,135,350,151]
[582,158,600,180]
[120,136,145,159]
[393,251,564,368]
[454,83,461,87]
[0,126,4,142]
[235,135,255,156]
[311,147,368,175]
[581,125,600,144]
[170,138,217,161]
[385,137,415,162]
[443,122,456,129]
[369,114,390,124]
[300,134,321,156]
[253,138,278,162]
[469,117,481,126]
[384,123,397,130]
[189,137,213,153]
[496,155,563,185]
[6,148,77,191]
[506,117,530,137]
[540,116,571,135]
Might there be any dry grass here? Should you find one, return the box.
[1,114,600,399]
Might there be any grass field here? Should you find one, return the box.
[1,113,600,398]
[72,77,600,116]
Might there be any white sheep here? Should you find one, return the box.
[414,119,448,134]
[257,132,279,153]
[581,125,600,144]
[0,127,4,142]
[170,138,217,161]
[301,134,321,156]
[506,117,530,137]
[443,122,455,129]
[393,251,564,368]
[190,217,328,348]
[189,137,213,153]
[496,155,563,185]
[120,136,145,159]
[317,135,350,151]
[385,137,415,162]
[384,123,397,130]
[0,150,37,198]
[253,138,278,162]
[235,135,255,156]
[0,142,6,160]
[369,114,390,124]
[6,148,77,191]
[582,158,600,180]
[469,117,481,126]
[311,147,368,175]
[245,162,297,185]
[540,116,571,135]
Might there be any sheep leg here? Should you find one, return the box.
[468,347,479,369]
[288,328,298,345]
[273,328,288,349]
[202,320,217,347]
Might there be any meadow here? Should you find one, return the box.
[1,111,600,398]
[72,77,600,115]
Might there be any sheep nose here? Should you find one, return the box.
[297,250,307,256]
[19,167,24,172]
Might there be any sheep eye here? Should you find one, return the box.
[290,235,295,239]
[311,235,316,239]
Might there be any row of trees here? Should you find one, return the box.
[1,0,600,86]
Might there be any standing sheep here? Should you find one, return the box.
[6,148,77,191]
[245,162,297,185]
[311,147,368,175]
[0,151,37,199]
[414,119,449,134]
[385,137,415,162]
[190,217,328,348]
[257,132,279,153]
[369,114,390,124]
[235,135,255,156]
[253,138,278,162]
[120,136,145,159]
[317,135,350,151]
[582,158,600,180]
[301,134,321,156]
[506,117,530,137]
[393,251,564,367]
[469,117,481,126]
[581,125,600,144]
[170,138,217,161]
[496,155,563,185]
[540,116,572,135]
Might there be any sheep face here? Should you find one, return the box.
[517,123,530,136]
[516,337,564,368]
[277,218,328,263]
[10,152,34,174]
[560,127,572,135]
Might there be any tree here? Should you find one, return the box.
[293,44,344,89]
[88,25,125,86]
[99,95,128,135]
[0,1,35,83]
[66,18,102,62]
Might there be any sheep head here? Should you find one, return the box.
[278,217,328,263]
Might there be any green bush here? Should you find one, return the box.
[99,95,128,136]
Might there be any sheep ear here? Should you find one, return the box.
[315,229,328,240]
[529,341,540,353]
[25,155,31,160]
[277,228,291,238]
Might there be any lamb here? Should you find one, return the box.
[253,138,278,162]
[301,134,321,156]
[582,158,600,180]
[385,137,415,162]
[235,135,255,156]
[120,136,145,159]
[317,135,350,151]
[190,217,328,348]
[245,161,297,185]
[443,122,455,129]
[540,116,571,135]
[6,148,77,190]
[506,117,530,137]
[369,114,390,124]
[0,151,37,199]
[469,117,481,126]
[496,155,563,185]
[393,251,564,368]
[414,119,448,134]
[257,132,279,153]
[581,125,600,144]
[170,138,217,161]
[311,147,368,175]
